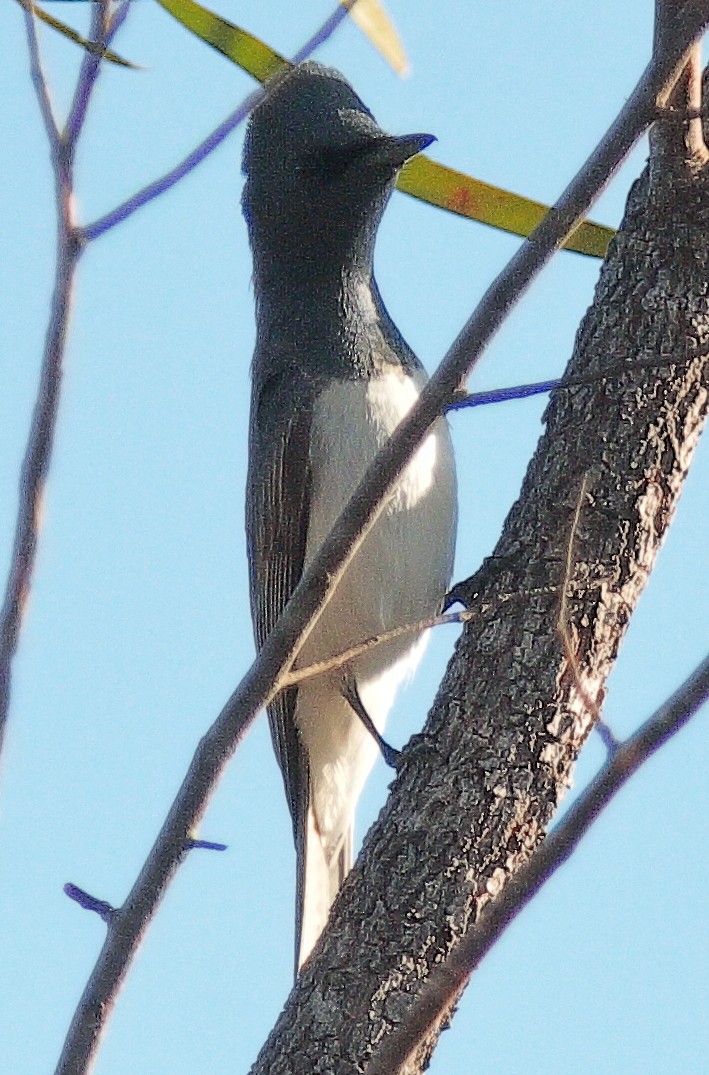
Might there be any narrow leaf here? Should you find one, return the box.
[397,156,614,258]
[155,0,287,82]
[15,0,140,69]
[344,0,409,76]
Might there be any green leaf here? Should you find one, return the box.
[154,0,287,82]
[397,156,614,258]
[16,0,140,69]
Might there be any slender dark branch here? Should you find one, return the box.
[2,0,132,754]
[0,250,80,755]
[184,838,228,851]
[19,0,59,144]
[445,354,696,412]
[82,0,353,242]
[64,884,116,925]
[104,0,133,71]
[63,0,131,143]
[54,10,709,1075]
[64,0,112,145]
[290,0,352,62]
[0,2,84,755]
[82,85,265,241]
[282,588,557,689]
[595,719,621,755]
[365,653,709,1075]
[446,378,562,410]
[111,0,131,39]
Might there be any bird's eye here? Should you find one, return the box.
[305,145,361,183]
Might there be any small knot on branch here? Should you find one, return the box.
[184,838,228,852]
[64,883,115,923]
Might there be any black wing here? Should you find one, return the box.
[246,363,313,839]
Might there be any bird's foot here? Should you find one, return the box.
[343,677,400,769]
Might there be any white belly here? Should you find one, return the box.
[295,370,456,849]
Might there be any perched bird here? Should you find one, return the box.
[243,61,457,974]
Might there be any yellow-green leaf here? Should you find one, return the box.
[155,0,287,82]
[344,0,409,77]
[397,156,614,258]
[15,0,139,69]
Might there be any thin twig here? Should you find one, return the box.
[283,586,557,689]
[81,85,265,242]
[65,0,111,144]
[595,719,622,754]
[283,612,466,687]
[0,1,84,754]
[64,884,116,924]
[446,353,696,412]
[291,0,357,62]
[1,0,127,753]
[18,0,59,143]
[52,10,709,1075]
[365,652,709,1075]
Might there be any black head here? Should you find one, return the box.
[242,62,434,280]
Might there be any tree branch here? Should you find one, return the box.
[64,0,113,144]
[19,0,59,144]
[653,0,709,164]
[0,0,87,754]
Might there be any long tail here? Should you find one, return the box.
[295,807,352,974]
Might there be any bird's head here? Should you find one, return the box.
[242,61,434,277]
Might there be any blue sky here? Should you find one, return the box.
[1,2,707,1073]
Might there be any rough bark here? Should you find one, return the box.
[249,119,709,1075]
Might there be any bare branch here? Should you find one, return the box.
[64,884,116,925]
[445,353,696,412]
[64,0,112,144]
[1,0,131,754]
[0,3,84,754]
[0,0,353,753]
[19,0,59,144]
[81,84,265,242]
[283,586,557,689]
[290,0,353,62]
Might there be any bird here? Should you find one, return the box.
[242,61,457,974]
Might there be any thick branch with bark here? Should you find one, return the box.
[250,70,709,1075]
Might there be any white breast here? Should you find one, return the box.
[295,370,456,848]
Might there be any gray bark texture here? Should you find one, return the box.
[249,129,709,1074]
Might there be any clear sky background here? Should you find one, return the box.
[1,2,707,1073]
